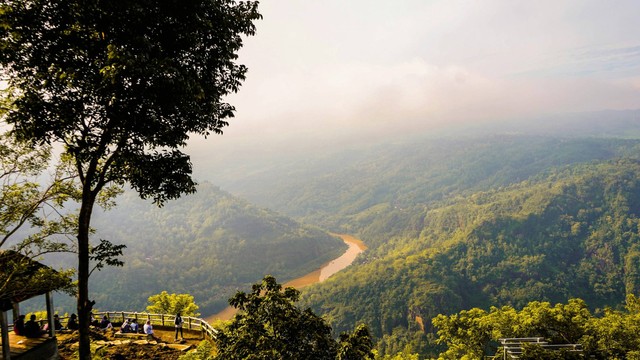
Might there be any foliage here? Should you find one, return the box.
[302,158,640,358]
[0,130,78,299]
[146,291,200,317]
[0,0,261,358]
[77,182,345,316]
[373,351,420,360]
[433,295,640,359]
[214,276,373,360]
[179,340,215,360]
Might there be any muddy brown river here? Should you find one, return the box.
[205,233,366,322]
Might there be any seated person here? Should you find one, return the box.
[143,320,153,335]
[120,318,132,333]
[130,318,139,333]
[89,312,100,327]
[24,314,45,338]
[53,314,63,330]
[13,314,25,335]
[67,313,79,330]
[99,315,113,331]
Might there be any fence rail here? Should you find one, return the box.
[8,311,219,340]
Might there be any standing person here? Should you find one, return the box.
[174,312,184,341]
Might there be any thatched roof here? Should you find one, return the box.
[0,250,71,311]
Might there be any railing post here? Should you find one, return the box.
[188,317,192,330]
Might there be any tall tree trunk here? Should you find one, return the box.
[77,193,95,360]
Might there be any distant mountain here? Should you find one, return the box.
[208,110,640,216]
[223,135,640,231]
[80,182,346,316]
[199,113,640,358]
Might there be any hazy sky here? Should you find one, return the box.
[189,0,640,177]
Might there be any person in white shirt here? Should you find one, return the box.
[130,319,139,333]
[144,320,154,335]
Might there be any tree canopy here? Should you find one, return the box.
[0,1,261,358]
[146,291,200,317]
[433,295,640,359]
[214,276,374,360]
[0,130,77,303]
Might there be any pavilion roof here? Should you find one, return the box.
[0,250,69,312]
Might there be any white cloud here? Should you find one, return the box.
[188,0,640,175]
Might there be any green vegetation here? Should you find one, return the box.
[0,130,77,304]
[214,276,374,360]
[83,182,346,315]
[146,291,200,317]
[301,154,640,358]
[179,340,215,360]
[434,295,640,359]
[1,0,261,357]
[224,136,640,230]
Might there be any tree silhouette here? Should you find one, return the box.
[0,1,261,358]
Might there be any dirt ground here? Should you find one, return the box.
[56,327,211,360]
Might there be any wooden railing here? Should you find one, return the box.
[93,311,219,340]
[8,311,219,340]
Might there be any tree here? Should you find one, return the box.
[0,130,77,299]
[146,291,200,317]
[0,1,261,358]
[214,276,374,360]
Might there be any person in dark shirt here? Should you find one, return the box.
[13,314,25,335]
[52,314,63,330]
[24,314,44,338]
[99,315,113,331]
[66,313,79,330]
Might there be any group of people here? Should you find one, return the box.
[13,312,185,341]
[13,313,79,338]
[119,317,140,333]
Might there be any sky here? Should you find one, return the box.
[189,0,640,178]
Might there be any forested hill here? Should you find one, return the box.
[302,159,640,356]
[200,117,640,357]
[86,182,345,315]
[227,135,640,230]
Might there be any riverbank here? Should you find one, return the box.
[205,233,366,322]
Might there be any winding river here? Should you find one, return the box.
[205,233,366,322]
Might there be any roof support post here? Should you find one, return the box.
[1,309,11,360]
[45,291,55,338]
[11,302,19,323]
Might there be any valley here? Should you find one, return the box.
[205,233,366,322]
[23,112,640,359]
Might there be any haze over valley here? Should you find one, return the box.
[6,1,640,358]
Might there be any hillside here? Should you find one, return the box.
[82,182,346,315]
[196,114,640,357]
[209,110,640,228]
[218,135,640,231]
[302,159,640,357]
